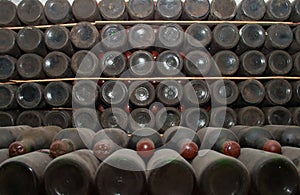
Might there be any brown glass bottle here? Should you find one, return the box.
[0,1,20,27]
[211,80,239,105]
[17,53,45,79]
[264,125,300,148]
[236,0,266,20]
[100,108,128,131]
[213,50,239,76]
[237,79,265,105]
[238,50,267,76]
[0,126,31,148]
[16,111,44,127]
[155,0,182,20]
[266,50,292,76]
[129,108,155,132]
[71,50,100,77]
[182,108,209,131]
[264,0,292,21]
[72,0,101,21]
[0,29,21,58]
[182,0,210,20]
[99,0,127,21]
[0,55,17,81]
[17,0,48,25]
[210,107,237,128]
[209,0,237,20]
[73,108,101,131]
[263,106,292,125]
[129,81,155,107]
[263,79,292,106]
[100,24,127,51]
[0,85,18,110]
[184,50,212,76]
[44,0,74,24]
[156,107,181,133]
[127,0,154,20]
[236,106,265,126]
[183,80,210,106]
[156,80,183,106]
[0,111,20,127]
[44,110,72,128]
[16,83,45,109]
[128,50,155,77]
[43,51,73,78]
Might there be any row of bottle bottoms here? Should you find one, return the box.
[2,0,300,27]
[0,125,299,194]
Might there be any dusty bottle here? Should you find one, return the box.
[95,149,147,194]
[50,128,95,158]
[72,80,99,107]
[290,107,300,126]
[100,24,127,51]
[92,128,128,160]
[43,51,73,78]
[0,55,17,81]
[182,108,209,131]
[156,107,181,133]
[238,50,267,76]
[0,85,18,110]
[128,24,155,50]
[231,126,282,153]
[16,111,44,127]
[128,50,155,77]
[99,51,127,77]
[210,107,237,128]
[9,126,62,157]
[290,0,300,22]
[44,149,100,195]
[129,108,156,132]
[185,23,212,49]
[0,126,31,148]
[184,50,212,76]
[264,0,292,21]
[264,106,292,125]
[16,83,45,109]
[183,80,210,106]
[127,0,154,20]
[0,149,9,164]
[99,0,127,21]
[100,81,128,106]
[237,79,265,105]
[44,0,74,24]
[72,0,101,21]
[16,26,47,56]
[155,0,182,20]
[44,81,72,107]
[71,50,100,77]
[238,148,299,195]
[44,110,72,128]
[266,50,292,76]
[157,24,184,50]
[0,111,20,127]
[156,50,183,77]
[0,29,21,58]
[100,108,128,131]
[192,149,250,195]
[213,50,239,76]
[197,127,241,158]
[45,25,74,56]
[156,80,183,106]
[264,125,300,148]
[129,81,155,107]
[73,108,101,131]
[236,106,265,126]
[209,0,237,20]
[211,80,239,105]
[236,0,266,20]
[182,0,210,20]
[288,26,300,55]
[264,79,292,106]
[17,0,48,25]
[147,149,197,195]
[0,1,20,26]
[0,151,52,195]
[164,126,201,160]
[290,52,300,76]
[17,53,45,79]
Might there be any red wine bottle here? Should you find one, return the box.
[155,0,182,20]
[17,53,45,79]
[156,107,181,133]
[44,0,74,24]
[50,128,95,158]
[147,149,197,195]
[44,110,72,128]
[236,0,266,20]
[263,106,292,125]
[164,126,201,160]
[230,126,282,154]
[0,29,21,58]
[72,0,101,21]
[73,108,101,131]
[197,127,241,158]
[129,108,156,132]
[192,149,250,194]
[99,0,128,21]
[0,151,52,195]
[264,0,292,21]
[128,127,163,158]
[210,107,237,128]
[127,0,154,20]
[238,148,298,195]
[92,128,128,160]
[236,106,265,126]
[100,108,128,131]
[182,108,209,131]
[182,0,210,20]
[9,126,62,157]
[0,1,20,27]
[209,0,237,20]
[44,149,100,195]
[0,126,31,149]
[264,125,300,148]
[16,111,44,127]
[17,0,48,25]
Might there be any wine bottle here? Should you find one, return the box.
[156,80,183,106]
[0,149,9,164]
[235,0,266,20]
[44,81,72,107]
[71,50,100,77]
[127,0,154,20]
[99,0,127,21]
[288,26,300,55]
[44,110,72,128]
[44,149,100,195]
[0,111,19,127]
[238,148,299,195]
[290,107,300,126]
[16,26,47,56]
[72,0,101,21]
[17,53,45,79]
[100,24,127,51]
[155,0,182,20]
[156,107,181,133]
[237,79,265,105]
[16,83,45,109]
[291,52,300,76]
[266,50,292,75]
[73,108,101,131]
[182,108,209,131]
[44,0,74,24]
[235,24,266,55]
[157,24,184,50]
[0,1,20,27]
[230,126,281,153]
[99,51,127,77]
[156,50,183,76]
[264,125,300,147]
[9,126,62,157]
[263,79,292,106]
[100,81,128,106]
[263,106,292,125]
[17,0,48,25]
[0,29,21,58]
[147,149,197,195]
[210,107,237,128]
[128,50,155,77]
[211,79,239,105]
[43,51,73,78]
[92,128,128,160]
[0,55,17,81]
[95,149,147,194]
[184,50,212,76]
[197,127,241,158]
[127,127,162,158]
[236,106,265,126]
[209,0,237,20]
[238,50,267,76]
[185,23,212,50]
[0,151,52,195]
[164,126,201,160]
[72,80,100,107]
[264,0,292,21]
[182,0,210,20]
[100,108,128,131]
[0,126,31,148]
[128,24,155,49]
[213,50,239,76]
[16,111,44,127]
[129,108,155,132]
[0,84,18,110]
[183,80,210,106]
[129,81,155,107]
[192,149,250,195]
[45,25,74,56]
[290,0,300,22]
[50,128,95,158]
